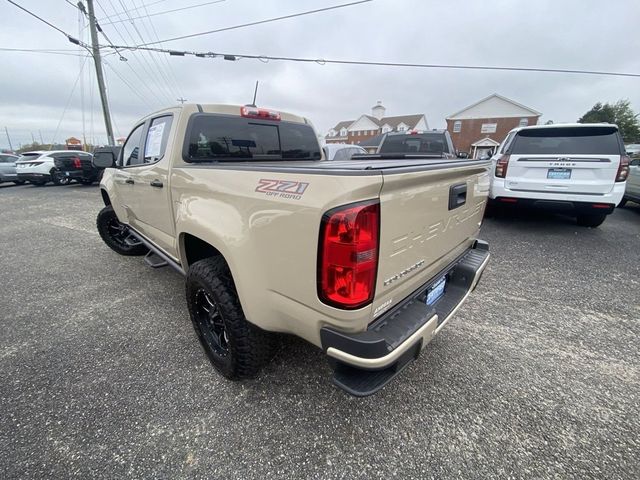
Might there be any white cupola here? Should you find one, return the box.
[371,101,386,120]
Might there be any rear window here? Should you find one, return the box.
[185,114,321,162]
[379,133,449,154]
[18,153,42,161]
[510,127,623,155]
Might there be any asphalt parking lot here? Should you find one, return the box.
[1,182,639,479]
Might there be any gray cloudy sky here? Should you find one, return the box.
[1,0,639,149]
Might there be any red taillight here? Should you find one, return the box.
[592,203,612,209]
[318,201,380,309]
[616,155,630,182]
[73,156,82,169]
[495,155,510,178]
[240,106,281,121]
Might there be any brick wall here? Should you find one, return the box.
[446,116,539,153]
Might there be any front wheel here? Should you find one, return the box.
[96,205,148,256]
[576,213,607,228]
[186,257,276,380]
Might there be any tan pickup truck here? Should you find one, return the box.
[94,104,491,396]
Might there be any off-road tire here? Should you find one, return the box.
[96,205,147,256]
[186,257,276,380]
[617,198,628,208]
[576,213,607,228]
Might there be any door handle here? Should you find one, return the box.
[150,179,163,188]
[448,183,467,210]
[125,178,135,185]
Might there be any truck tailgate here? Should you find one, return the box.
[374,162,490,314]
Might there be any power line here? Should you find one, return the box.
[96,0,175,105]
[64,0,129,60]
[137,0,373,46]
[102,44,640,79]
[103,57,160,110]
[133,0,184,101]
[6,0,77,39]
[50,55,90,147]
[101,0,226,25]
[114,0,180,101]
[97,0,169,22]
[0,47,88,57]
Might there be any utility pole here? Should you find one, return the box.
[4,127,14,151]
[177,97,187,104]
[86,0,115,146]
[39,130,44,144]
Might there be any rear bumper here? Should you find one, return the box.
[17,173,52,183]
[490,179,625,210]
[57,170,85,179]
[321,240,490,397]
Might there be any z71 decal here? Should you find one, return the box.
[255,179,309,200]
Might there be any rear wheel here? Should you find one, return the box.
[80,178,94,185]
[51,170,71,186]
[13,180,26,185]
[576,213,607,228]
[96,205,147,255]
[186,257,276,380]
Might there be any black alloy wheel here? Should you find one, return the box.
[193,289,229,357]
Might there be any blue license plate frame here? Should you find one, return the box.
[426,276,447,306]
[547,168,571,179]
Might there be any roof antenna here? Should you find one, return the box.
[247,81,259,107]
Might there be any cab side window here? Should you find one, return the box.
[122,124,145,167]
[143,115,173,164]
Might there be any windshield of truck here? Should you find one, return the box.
[379,133,449,155]
[510,127,622,155]
[185,114,322,161]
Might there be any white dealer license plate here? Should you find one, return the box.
[426,276,447,306]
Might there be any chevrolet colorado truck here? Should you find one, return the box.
[94,104,491,396]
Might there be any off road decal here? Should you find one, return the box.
[255,179,309,200]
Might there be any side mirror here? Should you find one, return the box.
[92,149,117,168]
[456,151,468,159]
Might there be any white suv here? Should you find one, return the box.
[489,123,630,227]
[15,150,84,186]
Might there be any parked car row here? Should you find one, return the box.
[0,148,120,187]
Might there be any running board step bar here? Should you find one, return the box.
[125,228,185,275]
[144,251,168,268]
[123,234,143,247]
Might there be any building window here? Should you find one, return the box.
[519,118,528,127]
[340,128,347,137]
[453,121,462,133]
